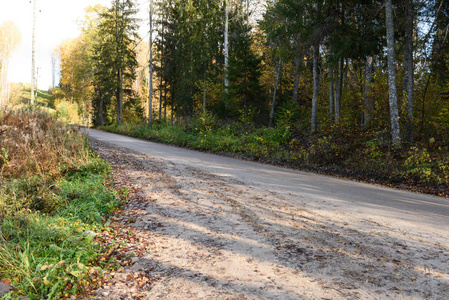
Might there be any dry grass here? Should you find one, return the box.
[0,108,89,180]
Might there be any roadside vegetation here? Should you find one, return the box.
[0,109,121,299]
[101,112,449,197]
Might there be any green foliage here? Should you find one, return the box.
[101,120,449,196]
[189,110,220,133]
[55,100,81,124]
[0,110,119,299]
[396,145,449,185]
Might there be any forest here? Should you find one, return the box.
[53,0,449,140]
[1,1,449,298]
[52,0,449,194]
[2,0,449,192]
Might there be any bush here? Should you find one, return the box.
[55,100,81,124]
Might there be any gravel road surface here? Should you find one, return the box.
[87,128,449,299]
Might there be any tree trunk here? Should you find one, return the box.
[164,84,167,121]
[335,57,343,124]
[203,64,207,113]
[311,44,319,132]
[159,72,163,120]
[224,0,229,99]
[329,60,334,122]
[292,39,302,104]
[363,56,374,127]
[420,73,431,133]
[269,58,282,127]
[404,0,414,144]
[148,0,154,123]
[120,67,123,123]
[116,68,123,123]
[97,85,104,126]
[30,0,37,105]
[160,26,165,121]
[386,0,401,146]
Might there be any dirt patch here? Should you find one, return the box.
[90,139,449,299]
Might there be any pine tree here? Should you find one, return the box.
[97,0,140,124]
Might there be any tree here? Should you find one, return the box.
[228,8,264,120]
[57,37,93,104]
[403,0,414,143]
[385,0,401,146]
[224,0,230,98]
[98,0,140,123]
[148,0,154,123]
[31,0,37,105]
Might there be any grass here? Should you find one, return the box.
[100,116,449,197]
[0,109,121,299]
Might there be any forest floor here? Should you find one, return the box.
[89,138,449,300]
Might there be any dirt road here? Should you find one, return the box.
[87,129,449,299]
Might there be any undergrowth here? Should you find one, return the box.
[101,116,449,197]
[0,109,121,299]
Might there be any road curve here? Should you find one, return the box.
[87,128,448,234]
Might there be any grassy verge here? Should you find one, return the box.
[100,115,449,197]
[0,109,122,299]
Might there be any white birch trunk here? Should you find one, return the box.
[385,0,401,146]
[404,0,414,143]
[148,0,154,123]
[31,0,37,105]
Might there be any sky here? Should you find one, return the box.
[0,0,147,90]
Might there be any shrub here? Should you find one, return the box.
[55,100,80,124]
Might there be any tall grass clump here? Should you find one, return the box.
[0,109,119,299]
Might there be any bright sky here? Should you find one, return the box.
[1,0,147,90]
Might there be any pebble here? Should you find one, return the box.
[82,230,97,237]
[0,283,13,298]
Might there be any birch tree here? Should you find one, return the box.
[385,0,401,146]
[403,0,414,143]
[148,0,154,123]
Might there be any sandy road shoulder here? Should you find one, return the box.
[90,138,449,300]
